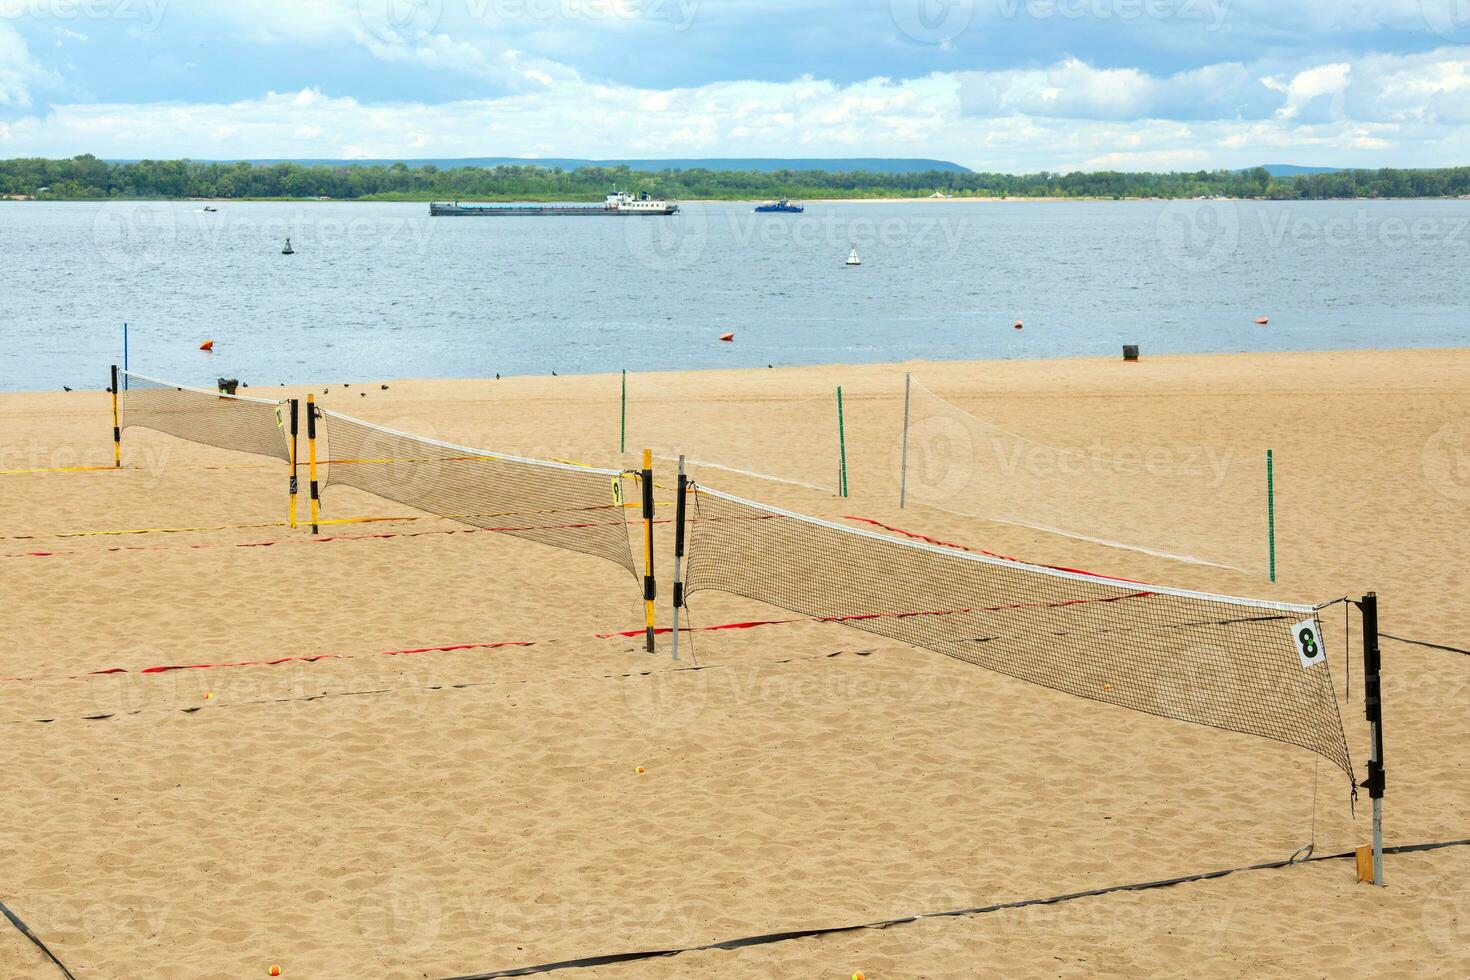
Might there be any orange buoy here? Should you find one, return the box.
[1254,317,1269,325]
[719,332,734,342]
[1013,320,1023,330]
[200,340,215,351]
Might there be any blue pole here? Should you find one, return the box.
[122,322,129,390]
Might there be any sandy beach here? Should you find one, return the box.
[2,348,1467,978]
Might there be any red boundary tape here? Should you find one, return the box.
[5,517,1148,685]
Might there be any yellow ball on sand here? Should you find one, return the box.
[204,692,214,700]
[635,766,646,775]
[853,972,865,980]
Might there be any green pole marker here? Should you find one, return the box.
[1267,449,1276,583]
[620,369,627,455]
[837,385,849,498]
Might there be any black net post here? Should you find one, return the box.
[1361,592,1385,885]
[109,365,121,468]
[288,398,300,529]
[307,394,321,535]
[642,449,656,653]
[671,456,687,662]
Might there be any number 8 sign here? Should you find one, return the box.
[1292,619,1327,669]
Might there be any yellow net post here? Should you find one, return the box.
[307,394,321,535]
[642,448,656,653]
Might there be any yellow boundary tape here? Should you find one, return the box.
[0,515,423,541]
[3,448,666,541]
[0,504,669,541]
[0,465,118,476]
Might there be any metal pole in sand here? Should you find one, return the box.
[900,373,911,508]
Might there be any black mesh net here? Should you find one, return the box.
[684,485,1352,780]
[119,372,290,462]
[319,409,637,577]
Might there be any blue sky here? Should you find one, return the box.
[1,0,1468,170]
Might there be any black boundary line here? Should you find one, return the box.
[0,900,77,979]
[441,839,1470,979]
[6,650,877,726]
[1380,632,1470,657]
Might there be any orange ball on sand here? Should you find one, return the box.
[269,968,281,977]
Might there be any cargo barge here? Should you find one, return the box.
[430,188,678,216]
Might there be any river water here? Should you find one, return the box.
[1,198,1466,391]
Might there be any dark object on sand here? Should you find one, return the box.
[217,378,240,395]
[1123,345,1140,362]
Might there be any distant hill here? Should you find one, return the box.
[171,157,973,175]
[1254,164,1345,176]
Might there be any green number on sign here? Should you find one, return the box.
[1298,628,1319,660]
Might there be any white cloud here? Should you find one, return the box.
[5,43,1470,171]
[1273,62,1350,121]
[0,22,42,106]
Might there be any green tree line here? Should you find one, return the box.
[3,155,1469,200]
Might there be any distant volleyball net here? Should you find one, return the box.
[899,375,1271,575]
[679,482,1352,782]
[114,370,291,463]
[317,408,639,579]
[111,367,302,524]
[621,369,848,495]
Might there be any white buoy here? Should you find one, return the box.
[845,244,861,266]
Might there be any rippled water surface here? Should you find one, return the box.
[1,198,1466,390]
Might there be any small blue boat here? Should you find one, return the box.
[755,198,804,213]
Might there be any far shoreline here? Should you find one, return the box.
[6,195,1470,205]
[8,346,1470,399]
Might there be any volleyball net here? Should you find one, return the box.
[115,370,292,463]
[900,376,1269,574]
[623,370,846,495]
[681,483,1352,782]
[317,408,639,578]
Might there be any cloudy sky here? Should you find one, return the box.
[1,0,1468,170]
